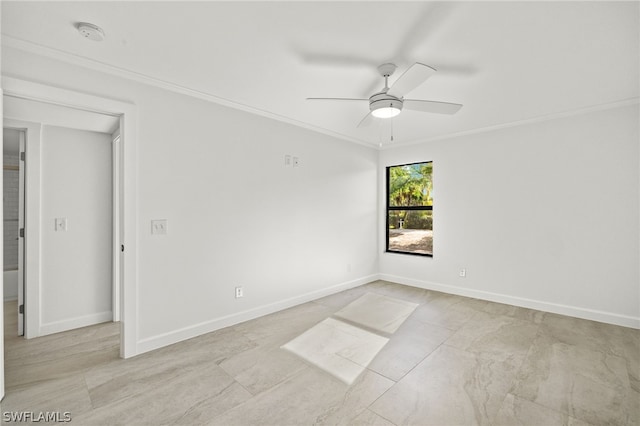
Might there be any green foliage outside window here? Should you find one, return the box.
[389,163,432,207]
[388,163,433,230]
[387,162,433,256]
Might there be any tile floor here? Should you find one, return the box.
[1,280,638,425]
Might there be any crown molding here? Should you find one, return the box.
[4,35,636,152]
[1,35,377,150]
[381,97,640,150]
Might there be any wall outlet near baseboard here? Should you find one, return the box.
[235,286,244,298]
[459,268,466,278]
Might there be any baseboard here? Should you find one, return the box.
[380,273,640,329]
[39,311,113,337]
[136,274,380,355]
[3,297,18,303]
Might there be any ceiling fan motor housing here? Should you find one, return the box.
[369,92,403,117]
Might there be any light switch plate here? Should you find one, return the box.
[55,218,67,232]
[151,219,168,235]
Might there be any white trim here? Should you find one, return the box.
[4,36,638,152]
[39,311,113,336]
[112,134,121,323]
[17,129,25,335]
[379,273,640,329]
[2,77,139,358]
[381,98,640,150]
[136,274,380,355]
[3,118,41,340]
[2,35,373,149]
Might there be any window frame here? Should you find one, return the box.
[385,161,434,257]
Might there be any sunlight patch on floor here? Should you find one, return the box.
[334,292,418,334]
[282,317,388,384]
[282,293,418,384]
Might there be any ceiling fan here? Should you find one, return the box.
[307,62,463,128]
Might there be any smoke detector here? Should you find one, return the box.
[76,22,105,41]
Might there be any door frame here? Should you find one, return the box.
[3,119,40,339]
[2,76,138,359]
[18,128,25,336]
[112,132,121,322]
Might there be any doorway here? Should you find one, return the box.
[1,77,138,364]
[4,98,120,344]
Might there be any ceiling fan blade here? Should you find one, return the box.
[403,99,463,115]
[387,63,436,98]
[357,112,374,128]
[306,97,368,102]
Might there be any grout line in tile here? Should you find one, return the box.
[328,315,394,339]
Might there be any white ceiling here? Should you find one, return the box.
[2,1,638,147]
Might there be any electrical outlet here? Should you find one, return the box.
[55,218,68,232]
[459,268,466,278]
[235,286,244,298]
[151,219,167,235]
[284,155,291,167]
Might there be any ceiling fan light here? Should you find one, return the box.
[370,96,403,119]
[372,106,401,118]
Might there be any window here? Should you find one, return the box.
[386,162,433,256]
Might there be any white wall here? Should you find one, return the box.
[40,125,113,334]
[1,47,379,352]
[135,95,378,344]
[380,104,640,327]
[1,4,5,396]
[7,45,634,358]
